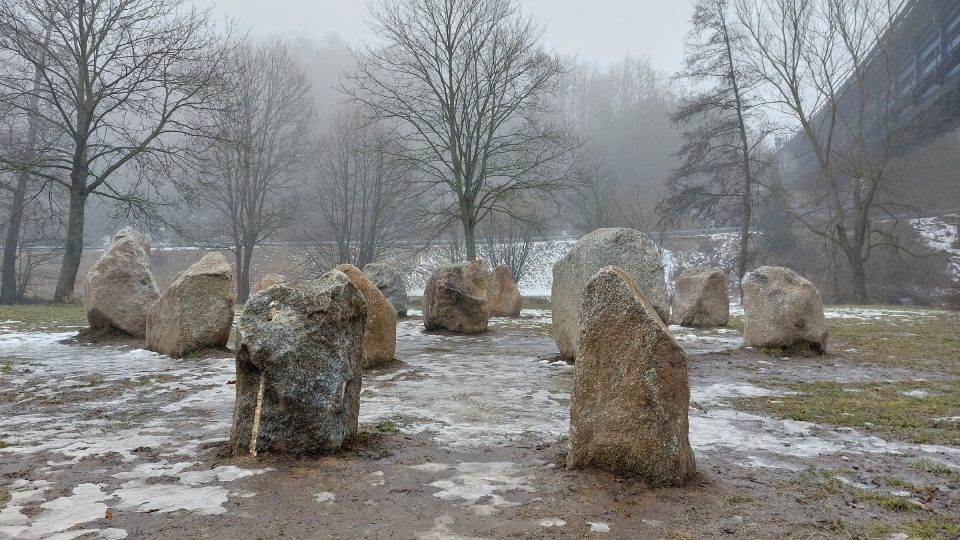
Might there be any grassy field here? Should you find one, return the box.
[0,302,87,333]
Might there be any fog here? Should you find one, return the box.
[204,0,694,70]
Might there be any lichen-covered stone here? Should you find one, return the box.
[145,252,234,357]
[741,266,828,355]
[229,270,365,456]
[552,228,669,360]
[363,262,408,317]
[82,227,159,337]
[670,267,729,328]
[423,261,490,334]
[336,264,397,369]
[568,266,696,486]
[487,265,522,317]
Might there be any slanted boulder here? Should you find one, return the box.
[670,267,730,328]
[568,266,696,486]
[363,262,408,317]
[336,264,397,369]
[250,273,285,297]
[145,252,234,357]
[229,270,366,456]
[487,265,522,317]
[741,266,828,355]
[423,260,490,334]
[82,227,159,337]
[552,228,669,360]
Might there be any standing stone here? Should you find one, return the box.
[229,270,365,456]
[741,266,828,355]
[568,266,696,486]
[250,273,285,297]
[336,264,397,369]
[487,265,523,317]
[145,252,235,357]
[423,260,490,334]
[552,228,669,360]
[82,227,159,337]
[670,267,730,328]
[363,262,408,317]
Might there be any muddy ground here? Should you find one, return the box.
[0,307,958,539]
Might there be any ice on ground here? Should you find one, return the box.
[314,492,336,503]
[588,521,611,533]
[420,462,535,516]
[538,518,566,527]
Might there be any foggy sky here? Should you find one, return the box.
[202,0,695,72]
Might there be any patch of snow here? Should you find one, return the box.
[538,518,566,527]
[314,492,336,503]
[425,462,535,516]
[902,390,929,398]
[588,521,611,533]
[0,483,112,539]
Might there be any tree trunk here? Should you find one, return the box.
[737,188,751,300]
[2,46,46,304]
[462,216,477,261]
[0,174,28,304]
[53,185,87,302]
[850,257,869,304]
[237,244,253,304]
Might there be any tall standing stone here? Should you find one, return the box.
[552,228,669,360]
[82,227,159,337]
[568,266,696,486]
[363,262,408,317]
[670,267,730,328]
[741,266,828,355]
[229,270,366,456]
[336,264,397,369]
[487,265,523,317]
[145,252,235,357]
[423,260,491,334]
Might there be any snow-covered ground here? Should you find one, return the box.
[912,214,960,280]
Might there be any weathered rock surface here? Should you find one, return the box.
[336,264,397,369]
[741,266,828,355]
[82,227,160,337]
[423,261,491,334]
[229,270,366,456]
[363,262,408,317]
[145,252,234,357]
[250,273,285,297]
[670,267,730,328]
[552,228,669,360]
[568,266,696,486]
[487,265,522,317]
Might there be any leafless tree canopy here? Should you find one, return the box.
[187,38,314,303]
[346,0,580,260]
[0,0,226,301]
[738,0,909,302]
[305,109,420,272]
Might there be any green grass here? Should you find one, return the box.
[0,302,87,333]
[734,379,960,445]
[375,420,400,433]
[865,518,960,540]
[912,459,960,482]
[0,440,12,449]
[826,306,960,374]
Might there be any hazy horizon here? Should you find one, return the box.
[201,0,695,72]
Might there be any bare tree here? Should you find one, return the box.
[305,109,420,271]
[478,198,548,282]
[661,0,770,287]
[0,0,225,301]
[738,0,907,303]
[188,38,313,303]
[346,0,580,260]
